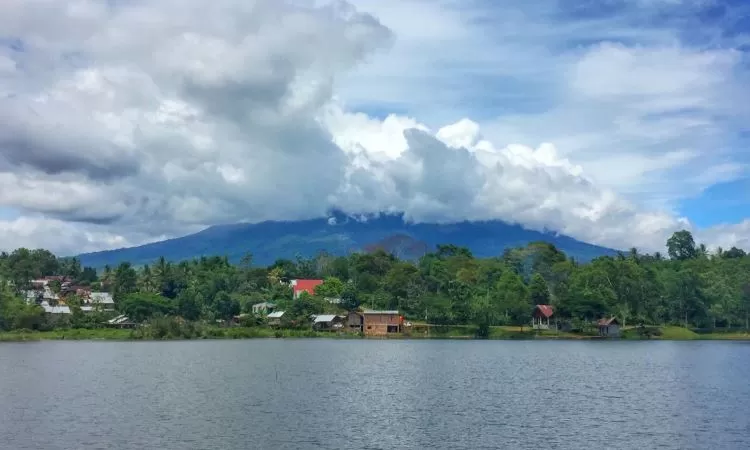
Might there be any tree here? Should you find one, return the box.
[528,273,550,305]
[214,291,240,320]
[316,277,345,298]
[667,230,697,261]
[118,293,175,322]
[340,285,360,311]
[113,262,138,302]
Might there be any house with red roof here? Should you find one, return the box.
[291,279,323,299]
[532,304,554,330]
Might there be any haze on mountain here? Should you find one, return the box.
[1,0,749,258]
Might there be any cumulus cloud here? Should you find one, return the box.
[0,0,748,256]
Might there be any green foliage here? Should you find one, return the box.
[2,231,750,335]
[667,230,698,261]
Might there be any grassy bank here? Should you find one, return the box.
[0,327,349,342]
[2,325,750,342]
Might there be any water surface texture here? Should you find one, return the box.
[1,340,749,449]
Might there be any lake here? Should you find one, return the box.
[1,340,749,449]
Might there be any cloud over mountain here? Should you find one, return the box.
[0,0,748,256]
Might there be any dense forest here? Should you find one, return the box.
[1,230,750,334]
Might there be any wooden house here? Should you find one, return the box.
[597,317,620,337]
[361,310,402,336]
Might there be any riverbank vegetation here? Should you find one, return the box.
[1,230,750,341]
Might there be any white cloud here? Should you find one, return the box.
[0,0,748,257]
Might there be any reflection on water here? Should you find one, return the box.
[1,340,749,449]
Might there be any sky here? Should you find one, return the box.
[0,0,749,256]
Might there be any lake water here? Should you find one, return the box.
[1,340,749,449]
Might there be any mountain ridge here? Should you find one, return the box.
[77,213,619,267]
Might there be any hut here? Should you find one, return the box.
[267,311,285,327]
[345,311,364,333]
[532,304,554,330]
[312,314,344,331]
[597,317,620,337]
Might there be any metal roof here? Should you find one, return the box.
[90,292,114,304]
[267,311,285,318]
[361,310,399,315]
[107,315,133,324]
[313,314,338,323]
[40,304,71,314]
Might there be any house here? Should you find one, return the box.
[597,317,621,337]
[267,311,285,326]
[532,304,554,330]
[86,292,115,311]
[345,311,364,332]
[312,314,344,331]
[361,310,402,336]
[252,302,276,315]
[291,279,323,299]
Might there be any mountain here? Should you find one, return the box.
[76,213,619,268]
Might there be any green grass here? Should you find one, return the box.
[3,324,750,342]
[659,326,699,340]
[0,328,133,341]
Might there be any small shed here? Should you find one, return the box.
[597,317,620,337]
[532,304,554,330]
[267,311,285,326]
[345,311,364,332]
[312,314,344,331]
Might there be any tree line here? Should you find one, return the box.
[1,230,750,332]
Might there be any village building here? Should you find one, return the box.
[267,311,285,326]
[290,279,323,299]
[532,304,554,330]
[85,292,115,311]
[597,317,621,337]
[345,311,364,332]
[252,302,276,315]
[361,310,402,336]
[312,314,344,331]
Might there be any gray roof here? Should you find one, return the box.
[252,302,276,308]
[40,303,71,314]
[361,310,399,315]
[90,292,114,304]
[267,311,285,318]
[313,314,338,323]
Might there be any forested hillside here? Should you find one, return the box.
[2,230,749,333]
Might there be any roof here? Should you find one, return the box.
[252,302,276,308]
[40,303,71,314]
[313,314,338,323]
[597,317,619,326]
[107,315,134,325]
[361,310,399,315]
[90,292,114,304]
[267,311,285,318]
[292,279,323,294]
[534,305,554,318]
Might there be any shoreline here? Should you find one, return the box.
[2,327,750,342]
